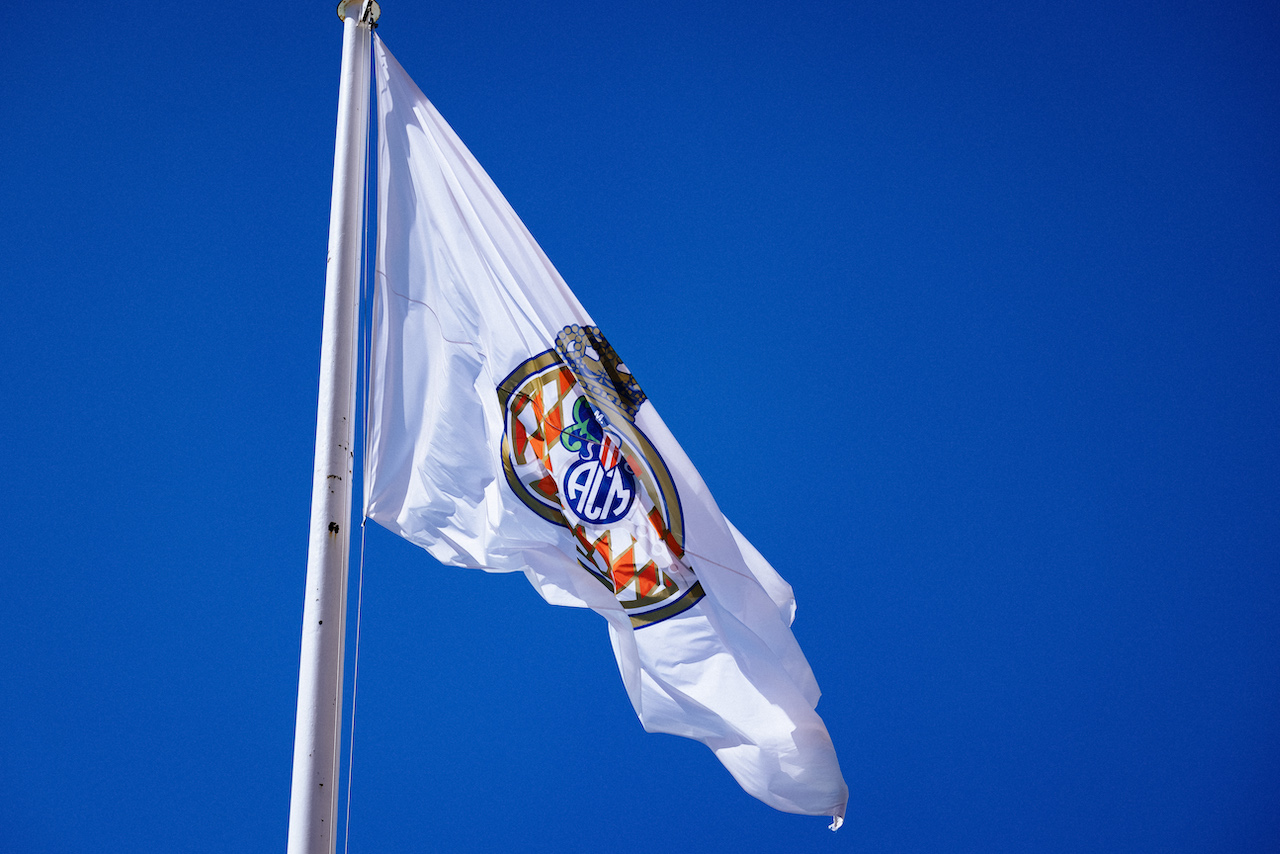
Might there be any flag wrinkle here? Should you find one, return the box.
[412,84,578,352]
[379,281,484,351]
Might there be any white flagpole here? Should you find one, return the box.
[287,3,379,853]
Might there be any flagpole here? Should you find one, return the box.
[287,3,379,853]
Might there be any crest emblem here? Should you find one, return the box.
[497,325,703,627]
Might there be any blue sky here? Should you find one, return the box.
[4,1,1278,851]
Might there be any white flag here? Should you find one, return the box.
[366,35,848,827]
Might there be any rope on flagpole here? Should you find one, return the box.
[342,17,378,851]
[342,524,368,854]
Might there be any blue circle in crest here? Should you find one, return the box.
[561,448,636,524]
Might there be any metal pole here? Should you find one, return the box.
[287,3,379,853]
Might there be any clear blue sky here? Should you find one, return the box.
[3,1,1278,851]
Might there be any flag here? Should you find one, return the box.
[365,35,848,828]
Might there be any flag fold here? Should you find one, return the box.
[366,35,847,827]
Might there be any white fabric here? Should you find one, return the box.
[366,35,847,826]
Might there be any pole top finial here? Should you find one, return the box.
[337,0,380,26]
